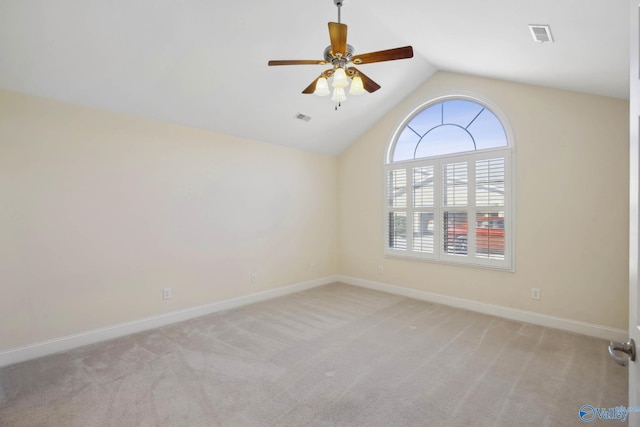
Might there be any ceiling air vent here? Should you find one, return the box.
[528,25,554,43]
[294,113,312,122]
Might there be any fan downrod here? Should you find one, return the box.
[333,0,344,23]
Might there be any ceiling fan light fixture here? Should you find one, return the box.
[314,77,330,96]
[331,87,347,103]
[349,75,365,95]
[332,67,349,88]
[267,0,414,108]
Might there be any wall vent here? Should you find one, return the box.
[528,25,554,43]
[294,113,312,122]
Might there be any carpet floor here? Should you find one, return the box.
[0,282,628,426]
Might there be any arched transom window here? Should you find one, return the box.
[385,97,513,270]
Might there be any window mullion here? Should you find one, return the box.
[433,160,442,260]
[406,166,414,253]
[468,158,477,258]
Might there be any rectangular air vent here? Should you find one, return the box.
[529,25,554,43]
[294,113,311,122]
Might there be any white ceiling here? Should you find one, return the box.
[0,0,629,156]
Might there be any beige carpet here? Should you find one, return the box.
[0,283,627,426]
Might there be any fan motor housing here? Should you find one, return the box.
[324,44,354,65]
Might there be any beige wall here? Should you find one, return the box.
[0,89,338,350]
[0,69,631,352]
[338,71,630,330]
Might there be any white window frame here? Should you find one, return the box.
[384,96,515,271]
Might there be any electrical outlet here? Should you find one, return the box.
[251,272,257,284]
[163,287,172,300]
[310,263,317,273]
[531,288,541,300]
[378,265,384,274]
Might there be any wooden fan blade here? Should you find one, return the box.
[302,69,333,94]
[268,59,327,65]
[352,46,413,64]
[350,67,381,93]
[302,76,321,94]
[328,22,348,57]
[268,60,326,66]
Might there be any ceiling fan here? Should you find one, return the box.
[267,0,413,107]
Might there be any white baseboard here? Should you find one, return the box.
[1,275,626,368]
[0,276,337,368]
[338,275,628,343]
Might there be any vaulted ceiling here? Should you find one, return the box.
[0,0,629,155]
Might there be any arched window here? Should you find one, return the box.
[385,97,513,270]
